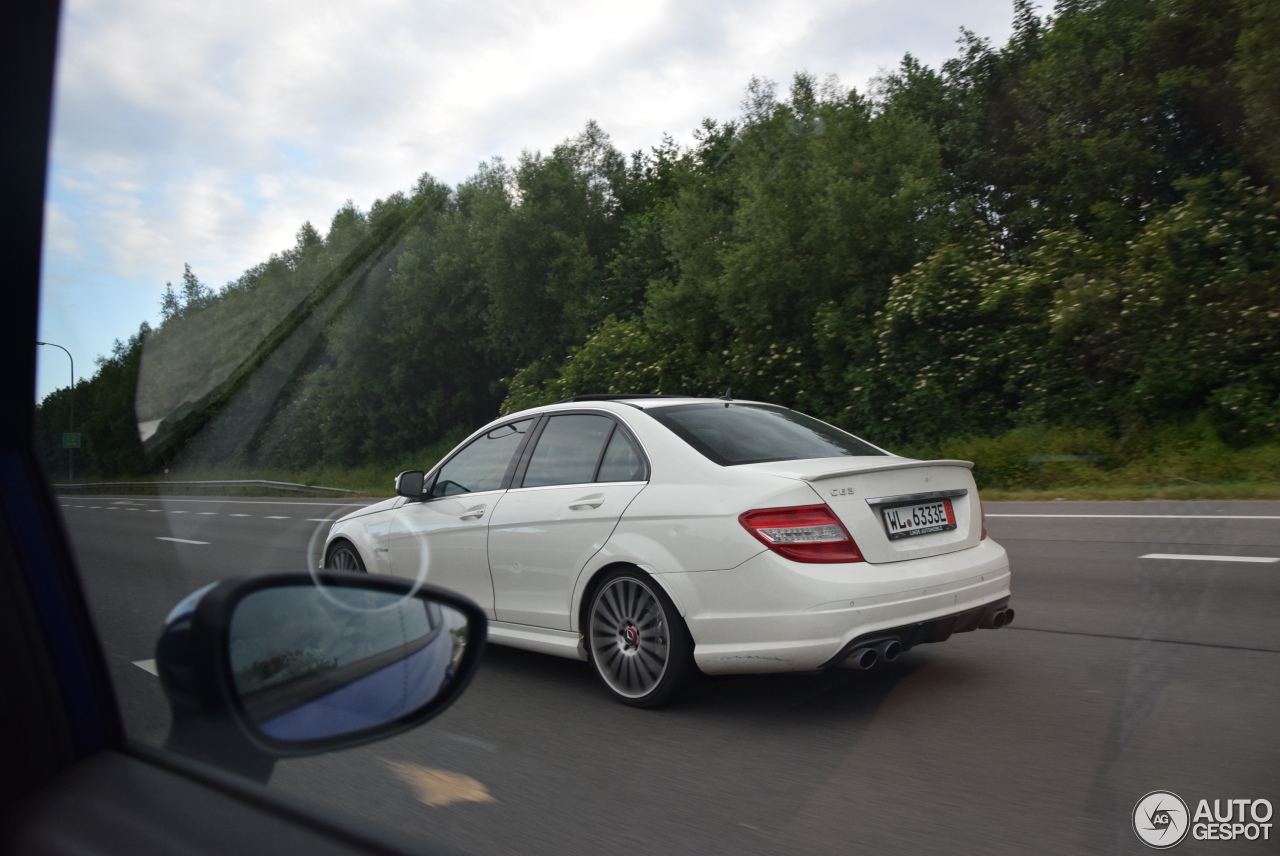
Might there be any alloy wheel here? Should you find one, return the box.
[326,543,366,572]
[589,576,670,699]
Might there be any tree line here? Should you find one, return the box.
[36,0,1280,480]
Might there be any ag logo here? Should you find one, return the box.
[1133,791,1190,849]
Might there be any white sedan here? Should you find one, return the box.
[322,395,1013,706]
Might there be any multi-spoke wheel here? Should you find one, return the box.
[324,540,367,572]
[586,568,693,707]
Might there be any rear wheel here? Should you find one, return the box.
[586,568,693,708]
[324,540,367,572]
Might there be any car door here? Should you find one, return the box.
[386,418,534,618]
[487,413,648,629]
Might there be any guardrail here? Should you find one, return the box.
[53,479,359,494]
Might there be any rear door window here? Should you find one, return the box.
[520,414,614,487]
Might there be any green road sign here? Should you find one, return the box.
[62,432,81,449]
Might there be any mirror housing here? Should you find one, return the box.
[394,469,425,498]
[156,571,486,780]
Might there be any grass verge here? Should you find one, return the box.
[50,426,1279,502]
[981,483,1280,502]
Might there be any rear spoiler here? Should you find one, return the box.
[804,459,975,482]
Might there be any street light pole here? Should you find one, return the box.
[36,341,74,480]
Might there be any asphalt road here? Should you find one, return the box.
[58,496,1280,855]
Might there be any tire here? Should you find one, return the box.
[585,568,694,708]
[324,540,367,572]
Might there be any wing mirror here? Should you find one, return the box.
[155,571,486,781]
[395,469,425,498]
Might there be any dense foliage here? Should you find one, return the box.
[36,0,1280,482]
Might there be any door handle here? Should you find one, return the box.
[459,505,486,520]
[568,496,605,510]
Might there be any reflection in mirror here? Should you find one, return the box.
[229,585,470,742]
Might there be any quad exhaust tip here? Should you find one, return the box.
[988,607,1015,629]
[876,639,901,663]
[843,646,878,670]
[842,639,902,670]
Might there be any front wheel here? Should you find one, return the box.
[586,569,694,708]
[324,540,367,572]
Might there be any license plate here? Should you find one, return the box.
[881,499,956,540]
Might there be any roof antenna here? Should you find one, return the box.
[719,387,733,401]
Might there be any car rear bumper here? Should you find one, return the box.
[657,537,1012,675]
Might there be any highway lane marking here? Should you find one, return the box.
[988,514,1280,520]
[60,504,334,522]
[156,536,211,545]
[69,497,377,507]
[1140,553,1278,563]
[1010,626,1280,655]
[132,659,158,676]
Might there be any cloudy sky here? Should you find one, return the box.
[37,0,1017,401]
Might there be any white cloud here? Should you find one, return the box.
[43,202,83,261]
[38,0,1015,400]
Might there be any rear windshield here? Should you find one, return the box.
[647,403,886,466]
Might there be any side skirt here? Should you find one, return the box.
[487,621,587,662]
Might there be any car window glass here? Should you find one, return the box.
[430,418,531,497]
[595,427,645,482]
[649,403,886,466]
[521,414,613,487]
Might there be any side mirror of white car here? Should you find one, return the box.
[394,469,425,498]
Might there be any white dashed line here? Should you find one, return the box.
[168,510,187,514]
[132,659,159,676]
[198,512,218,515]
[1140,553,1278,564]
[95,497,371,507]
[229,513,250,517]
[156,537,211,545]
[264,515,290,519]
[308,518,334,523]
[147,509,162,512]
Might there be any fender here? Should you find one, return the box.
[322,497,404,575]
[568,531,768,632]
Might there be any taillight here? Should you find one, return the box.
[978,497,988,540]
[738,504,863,564]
